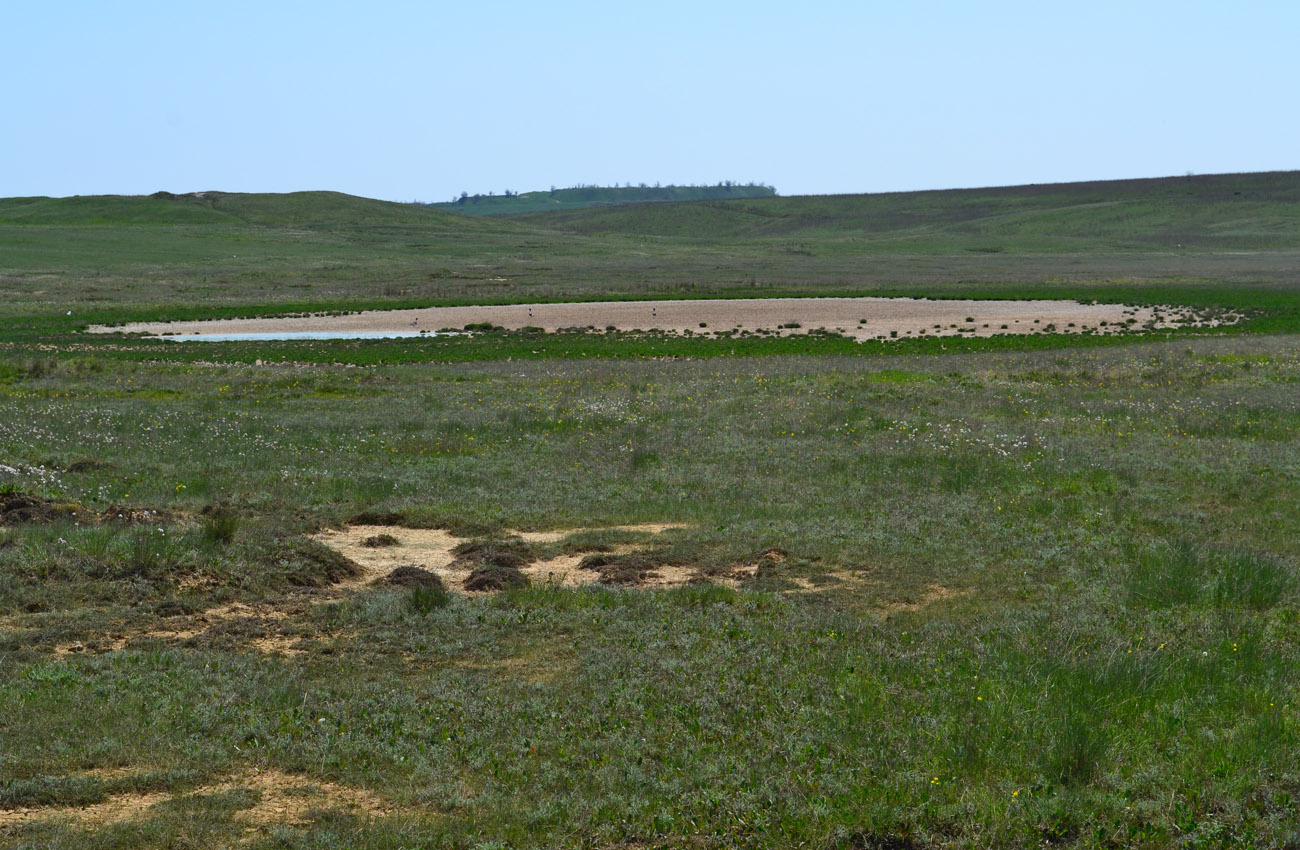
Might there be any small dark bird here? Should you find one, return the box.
[410,318,419,327]
[528,307,533,317]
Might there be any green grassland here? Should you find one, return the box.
[3,173,1300,847]
[3,171,1300,338]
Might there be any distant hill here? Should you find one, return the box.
[10,174,1296,250]
[508,171,1300,247]
[0,190,508,232]
[3,171,1300,318]
[425,183,777,216]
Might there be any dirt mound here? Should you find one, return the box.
[0,490,183,528]
[308,522,758,595]
[0,492,85,524]
[464,563,529,592]
[578,553,660,586]
[452,537,536,565]
[283,539,363,586]
[452,538,536,591]
[64,458,106,473]
[348,510,407,526]
[375,565,446,589]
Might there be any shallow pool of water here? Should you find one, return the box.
[166,331,435,342]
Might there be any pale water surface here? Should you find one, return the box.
[168,331,434,342]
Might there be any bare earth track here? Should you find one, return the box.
[92,296,1218,340]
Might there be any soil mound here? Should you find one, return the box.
[375,566,446,590]
[284,539,363,586]
[452,537,536,565]
[578,553,658,586]
[348,511,407,526]
[0,492,85,524]
[464,563,529,592]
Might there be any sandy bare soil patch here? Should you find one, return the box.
[881,583,963,613]
[91,297,1222,341]
[0,768,395,830]
[312,523,752,593]
[49,601,301,657]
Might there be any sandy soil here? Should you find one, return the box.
[0,768,395,829]
[52,601,298,657]
[90,297,1214,341]
[313,523,736,593]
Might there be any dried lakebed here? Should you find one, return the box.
[89,296,1225,341]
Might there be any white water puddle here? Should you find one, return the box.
[164,331,443,342]
[92,297,1234,342]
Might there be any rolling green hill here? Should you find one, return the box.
[425,183,777,215]
[509,171,1300,249]
[0,190,509,232]
[2,172,1299,330]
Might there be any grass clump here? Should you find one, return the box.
[1127,540,1295,610]
[361,533,400,548]
[408,584,451,613]
[1039,690,1111,786]
[200,508,240,545]
[1211,549,1295,609]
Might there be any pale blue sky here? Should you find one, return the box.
[5,1,1297,201]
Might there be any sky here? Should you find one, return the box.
[4,1,1298,201]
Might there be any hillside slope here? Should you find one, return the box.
[0,190,513,233]
[3,173,1299,320]
[508,171,1300,249]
